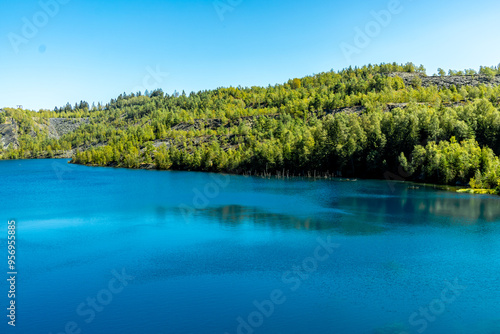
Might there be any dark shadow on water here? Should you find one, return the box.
[335,184,500,224]
[195,204,388,235]
[155,205,168,221]
[163,180,500,234]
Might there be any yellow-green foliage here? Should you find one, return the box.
[1,63,500,191]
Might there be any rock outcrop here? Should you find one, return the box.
[0,116,89,151]
[0,121,18,150]
[48,118,89,139]
[389,72,500,89]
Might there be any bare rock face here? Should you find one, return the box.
[389,72,500,89]
[0,121,19,149]
[48,118,89,139]
[0,116,89,152]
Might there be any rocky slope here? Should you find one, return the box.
[0,121,18,150]
[0,116,88,150]
[389,72,500,88]
[47,118,89,139]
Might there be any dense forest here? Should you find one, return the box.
[1,62,500,194]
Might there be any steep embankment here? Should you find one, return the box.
[0,121,18,150]
[0,116,89,150]
[47,118,90,139]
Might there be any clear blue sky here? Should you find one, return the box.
[0,0,499,110]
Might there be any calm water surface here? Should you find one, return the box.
[1,159,500,334]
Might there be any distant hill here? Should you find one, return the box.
[1,63,499,193]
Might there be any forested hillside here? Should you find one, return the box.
[1,62,500,193]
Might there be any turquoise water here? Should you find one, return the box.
[1,159,500,334]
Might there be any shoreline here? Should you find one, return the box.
[67,159,499,196]
[1,157,496,196]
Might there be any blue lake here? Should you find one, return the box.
[1,159,500,334]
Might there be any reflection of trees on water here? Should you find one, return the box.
[337,188,500,224]
[176,185,500,234]
[199,205,318,229]
[197,205,387,235]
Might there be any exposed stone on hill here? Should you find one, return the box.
[388,72,500,89]
[324,106,365,116]
[0,121,18,149]
[48,118,89,139]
